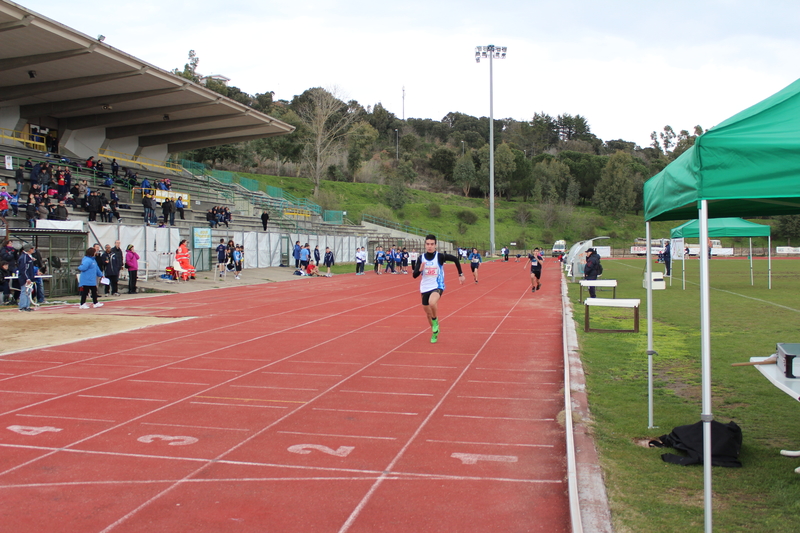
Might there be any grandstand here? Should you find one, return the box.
[0,1,446,296]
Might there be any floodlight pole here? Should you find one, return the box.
[395,129,399,161]
[476,44,506,256]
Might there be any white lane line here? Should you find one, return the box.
[168,367,242,373]
[34,375,109,380]
[467,380,535,385]
[457,395,554,401]
[0,373,16,376]
[0,390,57,395]
[231,385,318,391]
[0,360,64,364]
[362,376,447,382]
[77,395,167,402]
[128,380,210,386]
[262,371,343,377]
[202,357,272,362]
[444,414,555,422]
[426,439,554,448]
[16,414,116,422]
[0,474,561,490]
[381,363,458,369]
[339,390,433,397]
[290,361,362,365]
[312,408,419,416]
[189,401,288,409]
[475,368,558,372]
[277,431,396,441]
[81,364,151,369]
[141,422,250,432]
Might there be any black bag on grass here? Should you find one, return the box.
[649,420,743,467]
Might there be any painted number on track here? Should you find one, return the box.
[7,425,63,436]
[137,434,198,446]
[451,452,518,465]
[287,444,354,457]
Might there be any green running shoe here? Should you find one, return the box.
[431,331,439,343]
[431,318,439,334]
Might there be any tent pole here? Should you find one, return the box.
[682,241,686,290]
[646,222,654,429]
[769,235,772,289]
[699,201,713,533]
[749,237,753,286]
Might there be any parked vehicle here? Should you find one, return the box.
[551,240,567,257]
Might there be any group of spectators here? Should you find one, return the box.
[370,246,415,275]
[77,241,141,308]
[0,239,49,310]
[141,194,186,226]
[292,241,335,277]
[206,206,232,228]
[215,239,244,279]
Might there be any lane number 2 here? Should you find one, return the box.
[288,444,354,457]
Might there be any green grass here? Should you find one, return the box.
[569,257,800,532]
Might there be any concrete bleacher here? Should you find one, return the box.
[0,144,387,241]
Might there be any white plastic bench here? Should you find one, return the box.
[584,298,641,333]
[579,279,617,300]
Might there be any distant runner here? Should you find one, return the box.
[412,234,464,343]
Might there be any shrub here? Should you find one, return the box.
[458,222,468,235]
[456,209,479,224]
[428,203,442,217]
[515,205,532,226]
[542,230,554,243]
[363,204,395,220]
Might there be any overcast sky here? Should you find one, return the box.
[28,0,800,147]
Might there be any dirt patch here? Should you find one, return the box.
[0,309,174,355]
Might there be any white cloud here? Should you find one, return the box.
[23,0,800,147]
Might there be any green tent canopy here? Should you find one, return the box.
[670,217,770,239]
[642,80,800,532]
[645,77,800,222]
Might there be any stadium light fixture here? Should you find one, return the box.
[474,44,507,257]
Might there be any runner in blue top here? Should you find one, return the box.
[299,244,311,273]
[468,247,482,283]
[412,234,464,343]
[523,247,544,292]
[375,246,386,274]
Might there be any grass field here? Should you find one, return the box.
[568,256,800,532]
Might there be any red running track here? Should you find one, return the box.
[0,259,569,532]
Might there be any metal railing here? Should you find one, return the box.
[99,149,182,174]
[0,127,47,152]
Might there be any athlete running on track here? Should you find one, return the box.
[524,247,544,292]
[412,234,464,343]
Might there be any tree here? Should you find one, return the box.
[592,151,639,218]
[346,121,379,181]
[173,50,200,82]
[429,147,457,181]
[493,143,517,199]
[531,159,571,202]
[659,125,676,154]
[295,87,362,194]
[776,215,800,245]
[453,152,477,196]
[251,109,306,176]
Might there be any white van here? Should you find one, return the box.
[551,240,567,257]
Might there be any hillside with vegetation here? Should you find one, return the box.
[173,51,798,247]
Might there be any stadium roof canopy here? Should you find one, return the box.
[0,0,294,160]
